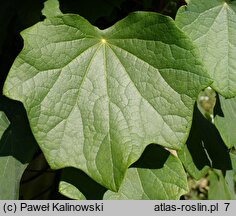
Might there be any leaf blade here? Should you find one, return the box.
[214,95,236,148]
[176,0,236,98]
[4,10,211,191]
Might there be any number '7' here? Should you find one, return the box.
[224,203,230,211]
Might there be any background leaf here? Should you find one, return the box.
[59,167,106,200]
[208,166,236,200]
[104,145,188,200]
[176,0,236,98]
[214,95,236,148]
[0,111,9,136]
[3,2,211,191]
[59,181,86,200]
[0,98,38,199]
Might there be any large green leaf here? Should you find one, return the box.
[3,0,211,191]
[214,95,236,148]
[104,145,188,199]
[176,0,236,98]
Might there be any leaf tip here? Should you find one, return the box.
[42,0,62,18]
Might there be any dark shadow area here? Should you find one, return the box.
[0,0,45,90]
[213,93,224,117]
[0,0,47,199]
[60,167,107,200]
[131,144,170,169]
[20,152,65,199]
[0,96,39,163]
[187,103,231,171]
[186,105,212,169]
[59,0,185,29]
